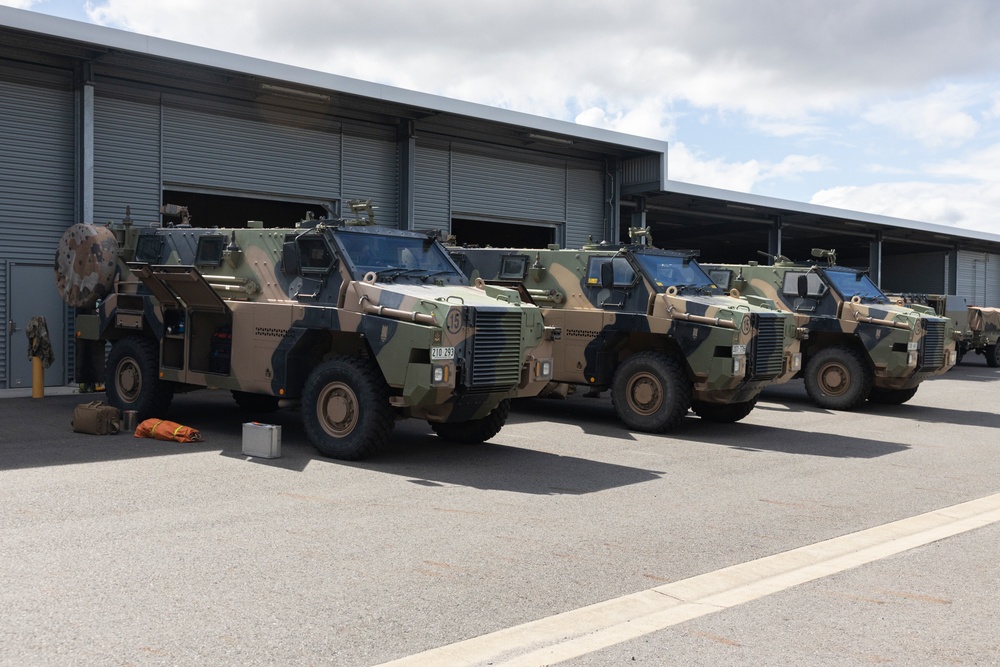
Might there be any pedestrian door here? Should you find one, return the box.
[7,263,65,388]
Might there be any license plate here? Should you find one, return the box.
[732,344,747,355]
[431,346,455,360]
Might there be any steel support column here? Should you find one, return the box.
[768,217,782,262]
[869,231,883,287]
[397,119,415,230]
[76,62,94,224]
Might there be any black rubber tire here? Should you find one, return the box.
[955,344,967,365]
[302,357,394,460]
[105,335,174,421]
[611,351,691,432]
[232,390,281,414]
[867,386,919,406]
[987,344,1000,368]
[431,399,511,444]
[691,398,757,423]
[803,346,873,410]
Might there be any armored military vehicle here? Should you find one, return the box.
[54,204,554,460]
[887,293,1000,367]
[704,250,958,410]
[452,243,803,432]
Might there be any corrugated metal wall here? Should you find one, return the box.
[341,129,399,228]
[161,101,343,200]
[94,93,162,224]
[418,142,604,244]
[566,167,605,249]
[413,142,451,233]
[0,72,75,387]
[452,149,566,223]
[957,251,989,305]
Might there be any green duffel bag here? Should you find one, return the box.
[71,401,122,435]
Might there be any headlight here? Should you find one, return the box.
[907,351,918,366]
[789,353,802,372]
[432,364,450,385]
[534,359,553,380]
[733,357,743,374]
[949,350,958,366]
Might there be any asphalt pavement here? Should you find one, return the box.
[1,356,998,666]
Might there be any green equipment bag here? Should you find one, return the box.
[72,401,122,435]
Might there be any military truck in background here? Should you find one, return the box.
[887,293,1000,367]
[703,249,958,410]
[451,243,804,432]
[54,203,555,460]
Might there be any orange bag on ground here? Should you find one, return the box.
[134,418,204,443]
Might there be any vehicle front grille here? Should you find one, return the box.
[467,309,523,392]
[748,312,785,380]
[919,319,946,371]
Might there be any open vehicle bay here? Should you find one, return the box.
[1,358,998,665]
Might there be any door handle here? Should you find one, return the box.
[8,320,17,335]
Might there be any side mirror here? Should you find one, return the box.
[600,261,615,289]
[281,241,300,276]
[797,274,809,299]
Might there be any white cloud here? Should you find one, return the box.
[810,181,1000,233]
[0,0,41,8]
[666,144,829,193]
[863,85,983,148]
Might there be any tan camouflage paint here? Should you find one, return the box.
[711,263,957,390]
[457,246,802,404]
[58,220,554,425]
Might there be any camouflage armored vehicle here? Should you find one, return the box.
[887,293,1000,367]
[54,204,554,460]
[704,250,958,410]
[451,243,803,432]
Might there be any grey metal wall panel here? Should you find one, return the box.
[452,150,566,222]
[986,254,1000,307]
[94,94,162,225]
[0,76,74,386]
[880,251,947,294]
[566,167,605,249]
[341,131,398,228]
[413,142,451,233]
[161,104,342,200]
[957,251,988,305]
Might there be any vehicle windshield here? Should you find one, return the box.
[335,230,464,281]
[632,253,718,294]
[822,268,888,303]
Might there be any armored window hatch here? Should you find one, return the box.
[128,263,231,313]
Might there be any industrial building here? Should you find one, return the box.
[3,6,1000,390]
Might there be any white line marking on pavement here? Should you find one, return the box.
[374,492,1000,667]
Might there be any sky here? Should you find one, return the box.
[7,0,1000,236]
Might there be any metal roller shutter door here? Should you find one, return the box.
[452,150,566,223]
[94,94,162,224]
[957,251,988,305]
[413,142,451,233]
[341,131,399,228]
[566,167,605,249]
[0,75,74,386]
[987,254,1000,307]
[161,104,341,200]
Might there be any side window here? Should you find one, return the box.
[781,271,825,297]
[708,269,732,289]
[586,257,635,288]
[297,237,335,274]
[195,235,225,268]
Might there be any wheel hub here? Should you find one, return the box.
[819,362,849,395]
[627,372,663,415]
[318,382,358,437]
